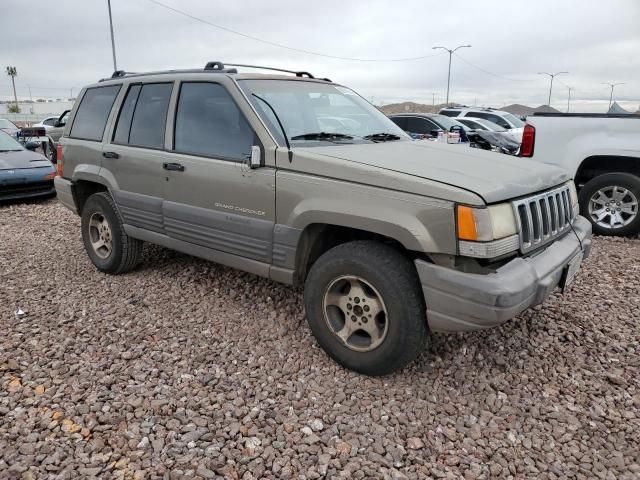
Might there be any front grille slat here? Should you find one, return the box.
[557,193,566,228]
[512,184,575,253]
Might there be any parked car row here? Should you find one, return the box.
[5,63,638,375]
[388,112,521,155]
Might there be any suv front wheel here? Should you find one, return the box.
[81,192,142,273]
[304,241,428,376]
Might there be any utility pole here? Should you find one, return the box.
[602,82,625,108]
[566,86,572,113]
[6,66,18,110]
[432,45,472,106]
[107,0,118,71]
[538,71,568,106]
[431,93,436,107]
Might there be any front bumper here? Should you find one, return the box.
[0,168,56,202]
[416,215,592,332]
[53,176,78,214]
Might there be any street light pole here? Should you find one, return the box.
[566,86,572,113]
[107,0,118,71]
[538,71,568,106]
[602,82,625,108]
[432,45,472,106]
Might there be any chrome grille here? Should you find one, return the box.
[512,184,575,253]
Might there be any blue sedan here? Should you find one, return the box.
[0,130,56,201]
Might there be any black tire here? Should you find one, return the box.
[81,192,142,274]
[304,240,427,376]
[578,173,640,236]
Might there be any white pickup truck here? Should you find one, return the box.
[522,113,640,236]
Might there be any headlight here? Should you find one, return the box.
[567,180,580,217]
[456,204,519,258]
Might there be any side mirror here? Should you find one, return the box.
[54,120,65,128]
[24,141,39,151]
[249,145,261,169]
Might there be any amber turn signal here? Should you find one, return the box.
[457,205,478,241]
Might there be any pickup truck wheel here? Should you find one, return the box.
[304,241,427,376]
[81,192,142,274]
[579,173,640,236]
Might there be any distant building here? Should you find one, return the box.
[607,102,632,114]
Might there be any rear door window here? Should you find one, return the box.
[127,83,173,149]
[390,117,407,130]
[69,85,121,141]
[173,82,254,161]
[407,117,438,134]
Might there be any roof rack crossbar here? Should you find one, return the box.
[223,63,322,80]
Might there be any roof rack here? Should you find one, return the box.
[99,61,331,82]
[221,62,331,82]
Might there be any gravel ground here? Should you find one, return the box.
[1,199,639,480]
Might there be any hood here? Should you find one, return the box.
[0,149,52,170]
[304,140,568,203]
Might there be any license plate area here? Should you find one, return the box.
[561,251,583,292]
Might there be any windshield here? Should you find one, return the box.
[429,115,470,132]
[238,80,409,145]
[0,119,17,129]
[503,113,524,128]
[0,130,24,151]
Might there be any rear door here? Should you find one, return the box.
[161,80,276,266]
[102,82,174,233]
[65,86,121,177]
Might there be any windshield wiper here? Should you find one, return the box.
[291,132,353,141]
[362,133,401,142]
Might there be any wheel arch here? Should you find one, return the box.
[575,155,640,187]
[292,221,419,286]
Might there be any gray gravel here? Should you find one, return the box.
[1,199,639,479]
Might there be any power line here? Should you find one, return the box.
[145,0,447,62]
[452,53,531,83]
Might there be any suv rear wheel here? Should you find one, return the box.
[81,192,142,273]
[304,241,427,376]
[579,173,640,236]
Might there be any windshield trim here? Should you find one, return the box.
[231,77,279,146]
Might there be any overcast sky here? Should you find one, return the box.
[1,0,639,112]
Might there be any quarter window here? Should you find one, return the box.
[174,82,254,161]
[69,85,121,141]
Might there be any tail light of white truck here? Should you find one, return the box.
[520,124,535,157]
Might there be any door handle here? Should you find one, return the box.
[163,162,185,172]
[102,151,119,159]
